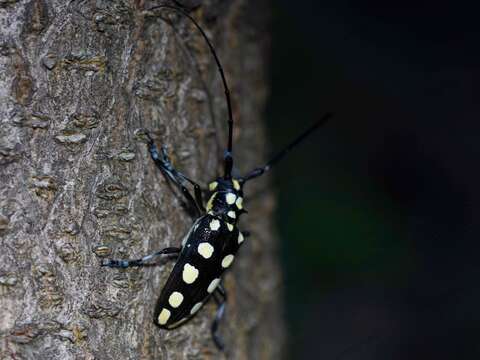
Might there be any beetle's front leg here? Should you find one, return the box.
[144,132,205,215]
[100,247,181,268]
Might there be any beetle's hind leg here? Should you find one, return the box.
[211,283,228,351]
[144,133,205,215]
[100,247,181,268]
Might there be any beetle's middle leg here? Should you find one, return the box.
[100,247,181,268]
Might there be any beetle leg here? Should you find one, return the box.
[100,247,181,268]
[211,283,228,351]
[146,135,205,215]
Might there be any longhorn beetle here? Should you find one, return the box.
[100,4,332,350]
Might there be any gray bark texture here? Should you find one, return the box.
[0,0,284,359]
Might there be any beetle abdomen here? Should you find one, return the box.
[154,214,243,328]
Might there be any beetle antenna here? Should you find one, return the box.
[147,4,235,179]
[242,112,332,182]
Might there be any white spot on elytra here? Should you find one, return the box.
[232,179,241,190]
[221,255,235,268]
[236,197,243,209]
[209,181,218,191]
[225,193,236,205]
[158,308,171,325]
[190,302,203,315]
[168,291,184,308]
[182,263,199,284]
[226,223,234,231]
[238,232,244,244]
[207,278,221,293]
[227,211,236,219]
[198,242,214,259]
[209,219,220,231]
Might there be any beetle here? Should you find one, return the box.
[100,4,331,350]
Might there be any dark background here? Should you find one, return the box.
[266,1,480,359]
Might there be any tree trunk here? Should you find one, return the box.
[0,1,284,359]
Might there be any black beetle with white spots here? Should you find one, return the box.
[100,5,332,351]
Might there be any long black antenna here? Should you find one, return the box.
[243,112,333,182]
[147,5,234,178]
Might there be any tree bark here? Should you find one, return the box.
[0,1,284,359]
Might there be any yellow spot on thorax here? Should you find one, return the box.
[232,179,241,190]
[206,192,216,211]
[209,181,218,191]
[226,193,236,205]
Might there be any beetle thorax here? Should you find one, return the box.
[206,178,244,223]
